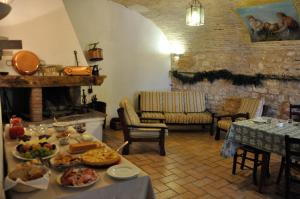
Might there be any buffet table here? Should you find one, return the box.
[3,127,155,199]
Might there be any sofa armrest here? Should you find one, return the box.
[205,109,215,117]
[215,113,249,122]
[232,113,249,122]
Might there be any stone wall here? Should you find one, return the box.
[113,0,300,116]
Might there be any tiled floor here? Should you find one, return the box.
[103,129,297,199]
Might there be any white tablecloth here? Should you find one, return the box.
[4,129,154,199]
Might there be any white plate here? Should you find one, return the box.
[56,173,99,188]
[13,145,59,161]
[107,164,140,180]
[252,118,267,124]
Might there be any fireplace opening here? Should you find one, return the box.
[43,87,83,118]
[0,88,31,122]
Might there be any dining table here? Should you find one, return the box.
[221,117,300,192]
[3,125,155,199]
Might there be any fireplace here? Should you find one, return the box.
[1,87,83,122]
[0,75,106,122]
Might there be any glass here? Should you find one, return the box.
[74,122,86,134]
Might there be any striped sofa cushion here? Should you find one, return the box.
[238,98,264,119]
[165,113,188,124]
[140,91,163,112]
[186,113,212,124]
[163,92,184,113]
[184,91,206,113]
[119,98,140,125]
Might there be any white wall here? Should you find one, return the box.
[63,0,171,121]
[0,0,87,75]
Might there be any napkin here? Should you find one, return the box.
[4,171,50,191]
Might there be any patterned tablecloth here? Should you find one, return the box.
[221,117,300,158]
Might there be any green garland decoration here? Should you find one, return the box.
[171,70,300,86]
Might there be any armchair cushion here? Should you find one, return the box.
[165,113,188,124]
[119,98,140,125]
[217,119,232,131]
[184,91,206,113]
[130,131,160,138]
[186,113,213,124]
[141,112,165,120]
[218,97,241,115]
[140,91,163,112]
[238,98,264,119]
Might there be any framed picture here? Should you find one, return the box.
[236,0,300,42]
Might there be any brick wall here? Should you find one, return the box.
[113,0,300,116]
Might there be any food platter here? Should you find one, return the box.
[107,165,139,180]
[81,147,121,167]
[56,168,99,188]
[13,144,59,161]
[50,154,81,170]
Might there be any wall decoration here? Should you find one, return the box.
[236,0,300,42]
[171,70,300,86]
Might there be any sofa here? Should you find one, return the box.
[138,91,214,134]
[215,97,265,140]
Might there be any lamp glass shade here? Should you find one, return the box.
[186,1,204,26]
[0,2,11,20]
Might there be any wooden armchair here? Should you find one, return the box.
[215,97,264,140]
[118,99,167,156]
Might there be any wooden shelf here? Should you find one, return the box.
[0,75,107,88]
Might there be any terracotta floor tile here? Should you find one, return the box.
[156,189,178,199]
[103,130,290,199]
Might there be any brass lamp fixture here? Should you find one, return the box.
[186,0,204,26]
[0,0,13,20]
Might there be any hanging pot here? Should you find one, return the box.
[87,42,103,62]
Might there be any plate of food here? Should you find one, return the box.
[13,142,58,160]
[50,153,81,170]
[56,168,99,188]
[107,164,139,180]
[81,146,121,167]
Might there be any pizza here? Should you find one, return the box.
[81,147,120,166]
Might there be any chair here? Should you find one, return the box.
[118,99,167,156]
[232,145,270,186]
[290,104,300,122]
[216,97,268,185]
[276,135,300,199]
[215,97,264,140]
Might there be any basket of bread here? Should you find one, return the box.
[5,160,50,192]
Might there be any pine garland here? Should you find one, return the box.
[171,70,300,86]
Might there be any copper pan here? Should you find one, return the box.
[7,50,43,75]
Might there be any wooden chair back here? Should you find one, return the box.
[285,135,300,161]
[290,104,300,122]
[117,108,130,140]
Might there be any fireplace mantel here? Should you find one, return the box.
[0,75,106,88]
